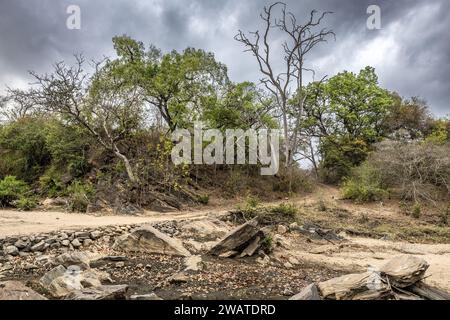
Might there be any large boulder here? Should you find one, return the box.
[54,251,101,269]
[209,218,261,256]
[0,281,47,300]
[113,225,190,257]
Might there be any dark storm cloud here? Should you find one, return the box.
[0,0,448,115]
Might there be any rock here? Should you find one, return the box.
[90,231,102,240]
[115,262,125,268]
[277,225,288,234]
[209,218,261,256]
[4,245,19,256]
[71,239,82,248]
[168,272,189,284]
[130,293,162,300]
[42,197,67,207]
[14,239,29,250]
[83,239,93,247]
[40,265,67,287]
[288,256,300,265]
[239,235,262,258]
[180,219,229,240]
[379,255,429,288]
[0,281,47,300]
[284,262,293,269]
[113,225,191,257]
[48,271,83,298]
[256,255,270,265]
[31,241,46,252]
[289,283,321,300]
[289,222,299,231]
[65,285,128,300]
[74,231,90,238]
[318,271,389,300]
[183,255,204,272]
[61,240,70,247]
[90,256,127,268]
[55,251,97,269]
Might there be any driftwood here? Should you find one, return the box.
[289,283,321,300]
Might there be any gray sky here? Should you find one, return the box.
[0,0,449,116]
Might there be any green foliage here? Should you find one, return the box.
[341,162,387,202]
[66,180,95,212]
[197,194,210,205]
[244,194,260,211]
[15,197,38,211]
[38,167,66,197]
[0,117,51,181]
[425,119,449,145]
[270,203,298,216]
[412,203,422,219]
[0,176,30,207]
[303,67,393,182]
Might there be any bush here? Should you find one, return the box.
[341,162,387,202]
[197,194,210,205]
[412,203,422,219]
[15,197,38,211]
[272,166,314,193]
[368,140,450,204]
[270,203,298,216]
[0,176,30,207]
[66,180,95,212]
[39,167,66,197]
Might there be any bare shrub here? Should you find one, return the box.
[369,140,450,204]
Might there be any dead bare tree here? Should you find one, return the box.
[7,55,142,184]
[235,2,334,167]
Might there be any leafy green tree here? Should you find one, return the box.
[111,35,229,131]
[302,67,393,182]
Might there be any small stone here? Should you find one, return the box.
[277,225,288,234]
[31,241,46,252]
[289,222,299,230]
[14,239,29,250]
[71,239,81,248]
[284,262,293,269]
[288,256,300,265]
[136,263,144,268]
[4,246,19,256]
[61,240,70,247]
[115,262,125,268]
[130,293,162,300]
[90,231,102,240]
[83,239,93,247]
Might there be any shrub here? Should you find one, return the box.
[341,162,387,202]
[412,203,421,219]
[15,197,38,211]
[0,176,30,207]
[66,180,95,212]
[272,166,314,193]
[39,167,66,197]
[197,194,210,205]
[270,203,298,216]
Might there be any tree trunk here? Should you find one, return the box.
[114,149,137,184]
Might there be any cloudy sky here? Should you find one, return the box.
[0,0,449,115]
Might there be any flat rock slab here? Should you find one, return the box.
[113,225,191,257]
[318,272,389,300]
[0,281,47,300]
[379,255,429,288]
[209,218,260,256]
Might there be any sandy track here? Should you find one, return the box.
[0,209,224,238]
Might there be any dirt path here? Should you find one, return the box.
[0,208,226,238]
